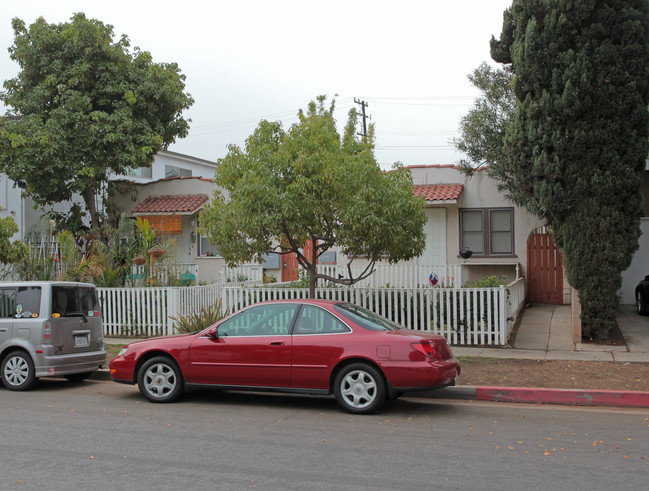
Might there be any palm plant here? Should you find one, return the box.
[170,299,227,334]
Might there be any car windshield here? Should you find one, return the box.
[334,303,403,332]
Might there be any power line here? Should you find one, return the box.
[185,101,355,137]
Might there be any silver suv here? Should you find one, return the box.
[0,281,106,390]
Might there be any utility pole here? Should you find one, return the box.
[354,98,369,138]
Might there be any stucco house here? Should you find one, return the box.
[328,165,568,300]
[3,152,648,304]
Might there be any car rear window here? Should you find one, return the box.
[334,303,403,331]
[51,286,100,317]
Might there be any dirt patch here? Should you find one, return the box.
[457,357,649,392]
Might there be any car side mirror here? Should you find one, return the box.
[205,326,219,339]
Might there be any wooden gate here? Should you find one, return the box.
[527,228,564,304]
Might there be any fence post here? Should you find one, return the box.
[498,285,507,345]
[166,287,178,336]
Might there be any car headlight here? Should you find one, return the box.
[117,347,129,357]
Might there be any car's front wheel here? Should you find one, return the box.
[138,356,184,403]
[333,363,386,414]
[637,290,648,316]
[1,350,36,391]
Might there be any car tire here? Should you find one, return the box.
[333,363,386,414]
[65,372,93,383]
[137,356,184,403]
[1,350,36,391]
[637,290,648,316]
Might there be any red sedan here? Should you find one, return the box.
[109,299,461,414]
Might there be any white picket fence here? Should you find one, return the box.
[98,277,525,345]
[316,263,463,288]
[221,277,525,345]
[98,281,258,337]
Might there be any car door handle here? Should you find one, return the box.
[270,341,285,346]
[0,328,7,332]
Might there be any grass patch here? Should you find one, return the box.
[456,356,501,366]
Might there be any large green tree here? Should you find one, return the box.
[453,62,517,187]
[200,96,427,298]
[0,13,193,229]
[491,0,649,338]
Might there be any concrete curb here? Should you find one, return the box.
[94,369,649,409]
[425,385,649,408]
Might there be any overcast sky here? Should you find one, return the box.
[1,0,512,169]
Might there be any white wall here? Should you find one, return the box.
[0,174,24,241]
[620,218,649,304]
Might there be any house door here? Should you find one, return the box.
[281,252,299,282]
[527,228,564,304]
[281,241,315,282]
[422,208,446,265]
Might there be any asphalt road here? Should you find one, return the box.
[1,378,648,490]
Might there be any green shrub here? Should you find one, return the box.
[170,299,227,334]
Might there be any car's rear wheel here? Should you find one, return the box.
[138,356,183,403]
[65,372,93,383]
[637,290,648,316]
[333,363,386,414]
[1,351,36,391]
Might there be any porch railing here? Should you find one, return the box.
[315,263,463,288]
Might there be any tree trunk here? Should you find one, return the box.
[83,186,99,229]
[309,266,317,299]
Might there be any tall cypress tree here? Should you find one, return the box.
[492,0,649,338]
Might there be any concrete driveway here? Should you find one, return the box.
[616,304,649,352]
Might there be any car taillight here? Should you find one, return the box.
[42,321,52,344]
[410,341,443,360]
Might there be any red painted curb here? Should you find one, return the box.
[476,386,649,408]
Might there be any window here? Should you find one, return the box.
[52,286,99,317]
[198,233,220,257]
[460,210,484,254]
[0,289,16,318]
[9,287,41,319]
[334,303,402,331]
[125,166,152,179]
[460,208,514,256]
[217,304,297,336]
[165,165,192,178]
[294,305,350,334]
[490,209,513,255]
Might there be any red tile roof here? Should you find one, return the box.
[133,194,209,214]
[412,184,464,202]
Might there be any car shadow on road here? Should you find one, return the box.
[173,389,460,416]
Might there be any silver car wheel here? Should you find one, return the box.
[1,351,36,391]
[143,362,177,399]
[340,369,378,409]
[4,355,30,386]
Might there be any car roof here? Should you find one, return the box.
[0,281,96,287]
[253,298,342,306]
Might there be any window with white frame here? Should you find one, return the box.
[460,208,514,256]
[197,232,220,257]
